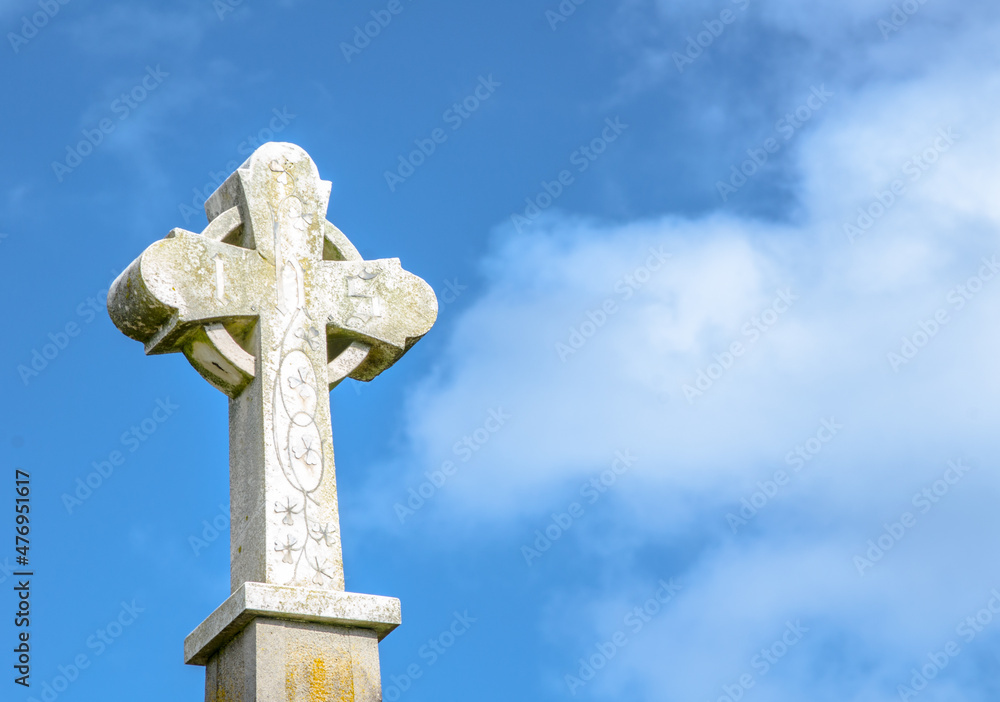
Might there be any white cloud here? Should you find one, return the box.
[360,4,1000,700]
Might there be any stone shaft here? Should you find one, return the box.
[228,323,345,592]
[221,153,346,591]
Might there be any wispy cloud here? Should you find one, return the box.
[58,3,209,58]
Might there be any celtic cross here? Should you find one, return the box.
[108,143,437,701]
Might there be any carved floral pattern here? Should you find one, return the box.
[268,158,342,589]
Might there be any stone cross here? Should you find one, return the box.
[108,143,437,701]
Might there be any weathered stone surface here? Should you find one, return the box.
[205,619,383,702]
[185,583,401,666]
[107,143,434,701]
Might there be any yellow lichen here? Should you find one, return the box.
[308,658,329,701]
[286,666,297,701]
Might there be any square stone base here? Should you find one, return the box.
[186,583,401,702]
[206,618,382,702]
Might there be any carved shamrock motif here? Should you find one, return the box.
[292,435,321,466]
[274,497,302,526]
[274,535,300,564]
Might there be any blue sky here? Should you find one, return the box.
[3,0,1000,700]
